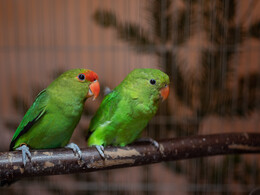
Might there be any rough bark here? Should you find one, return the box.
[1,133,260,181]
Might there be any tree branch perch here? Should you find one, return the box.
[1,133,260,181]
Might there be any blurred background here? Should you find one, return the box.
[0,0,260,194]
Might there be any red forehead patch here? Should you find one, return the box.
[84,70,98,82]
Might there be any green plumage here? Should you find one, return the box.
[87,68,170,147]
[10,69,93,150]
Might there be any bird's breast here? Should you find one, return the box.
[50,96,84,119]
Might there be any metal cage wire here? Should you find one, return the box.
[0,0,259,194]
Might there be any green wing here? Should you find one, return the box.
[10,89,49,150]
[87,90,120,138]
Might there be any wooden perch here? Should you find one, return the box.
[1,133,260,181]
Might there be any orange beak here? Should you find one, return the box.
[160,85,169,101]
[87,80,100,100]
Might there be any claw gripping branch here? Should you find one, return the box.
[1,133,260,182]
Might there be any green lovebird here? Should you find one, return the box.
[86,68,170,157]
[10,68,100,165]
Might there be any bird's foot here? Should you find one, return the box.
[94,145,105,159]
[16,144,31,166]
[65,143,82,160]
[136,137,160,150]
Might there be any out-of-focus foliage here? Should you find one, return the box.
[94,0,260,118]
[93,0,260,193]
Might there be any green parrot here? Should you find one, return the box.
[86,68,170,157]
[10,68,100,165]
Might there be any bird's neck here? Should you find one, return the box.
[118,83,160,117]
[47,87,85,117]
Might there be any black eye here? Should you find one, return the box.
[150,79,156,85]
[78,74,85,81]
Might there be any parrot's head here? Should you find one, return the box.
[75,69,100,100]
[49,68,100,101]
[124,68,170,102]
